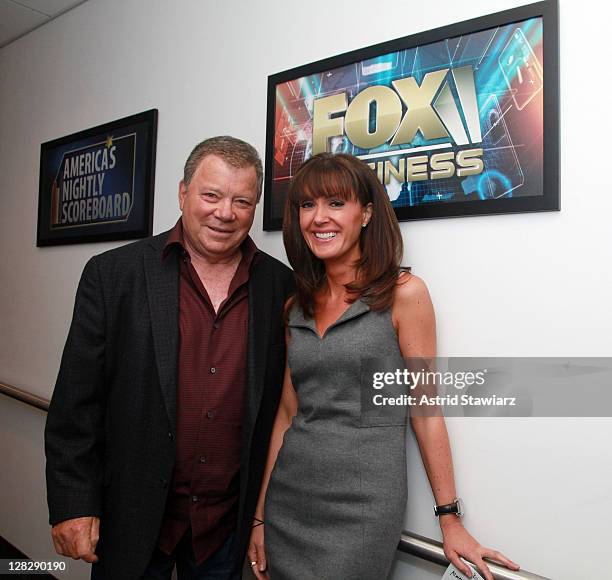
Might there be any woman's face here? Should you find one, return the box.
[299,195,372,264]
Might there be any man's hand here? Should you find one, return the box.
[51,516,100,563]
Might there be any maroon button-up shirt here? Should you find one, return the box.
[157,219,259,564]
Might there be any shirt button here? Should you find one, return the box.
[199,455,207,463]
[206,411,214,419]
[192,495,199,503]
[210,367,216,374]
[167,432,174,440]
[213,321,220,329]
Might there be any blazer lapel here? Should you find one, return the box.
[144,234,179,434]
[244,262,273,431]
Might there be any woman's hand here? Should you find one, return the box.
[247,345,297,579]
[247,522,269,579]
[440,517,519,580]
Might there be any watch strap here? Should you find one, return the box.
[433,498,463,517]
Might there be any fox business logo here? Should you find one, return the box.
[312,65,484,185]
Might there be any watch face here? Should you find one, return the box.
[456,498,464,517]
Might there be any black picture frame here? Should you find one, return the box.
[37,109,158,246]
[263,1,558,231]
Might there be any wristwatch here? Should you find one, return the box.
[433,497,464,518]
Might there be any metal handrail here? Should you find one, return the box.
[1,381,551,579]
[399,531,551,579]
[0,381,49,411]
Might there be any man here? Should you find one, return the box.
[45,136,293,579]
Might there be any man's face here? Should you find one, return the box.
[179,154,258,262]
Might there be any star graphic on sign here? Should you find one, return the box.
[105,135,113,148]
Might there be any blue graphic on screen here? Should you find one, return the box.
[51,135,135,228]
[39,118,152,242]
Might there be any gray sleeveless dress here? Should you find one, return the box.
[265,299,408,580]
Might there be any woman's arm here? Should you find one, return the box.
[393,275,519,580]
[248,332,298,579]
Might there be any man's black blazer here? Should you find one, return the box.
[45,230,294,579]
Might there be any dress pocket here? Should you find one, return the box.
[359,357,409,428]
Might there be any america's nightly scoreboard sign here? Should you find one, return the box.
[37,110,157,246]
[263,1,558,230]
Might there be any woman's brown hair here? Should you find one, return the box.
[283,153,404,318]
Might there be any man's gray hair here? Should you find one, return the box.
[183,136,263,200]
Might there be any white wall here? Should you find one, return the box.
[0,1,610,579]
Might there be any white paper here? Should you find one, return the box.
[441,562,485,580]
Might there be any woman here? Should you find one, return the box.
[248,153,518,580]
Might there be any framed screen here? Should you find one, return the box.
[37,109,157,246]
[263,1,558,230]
